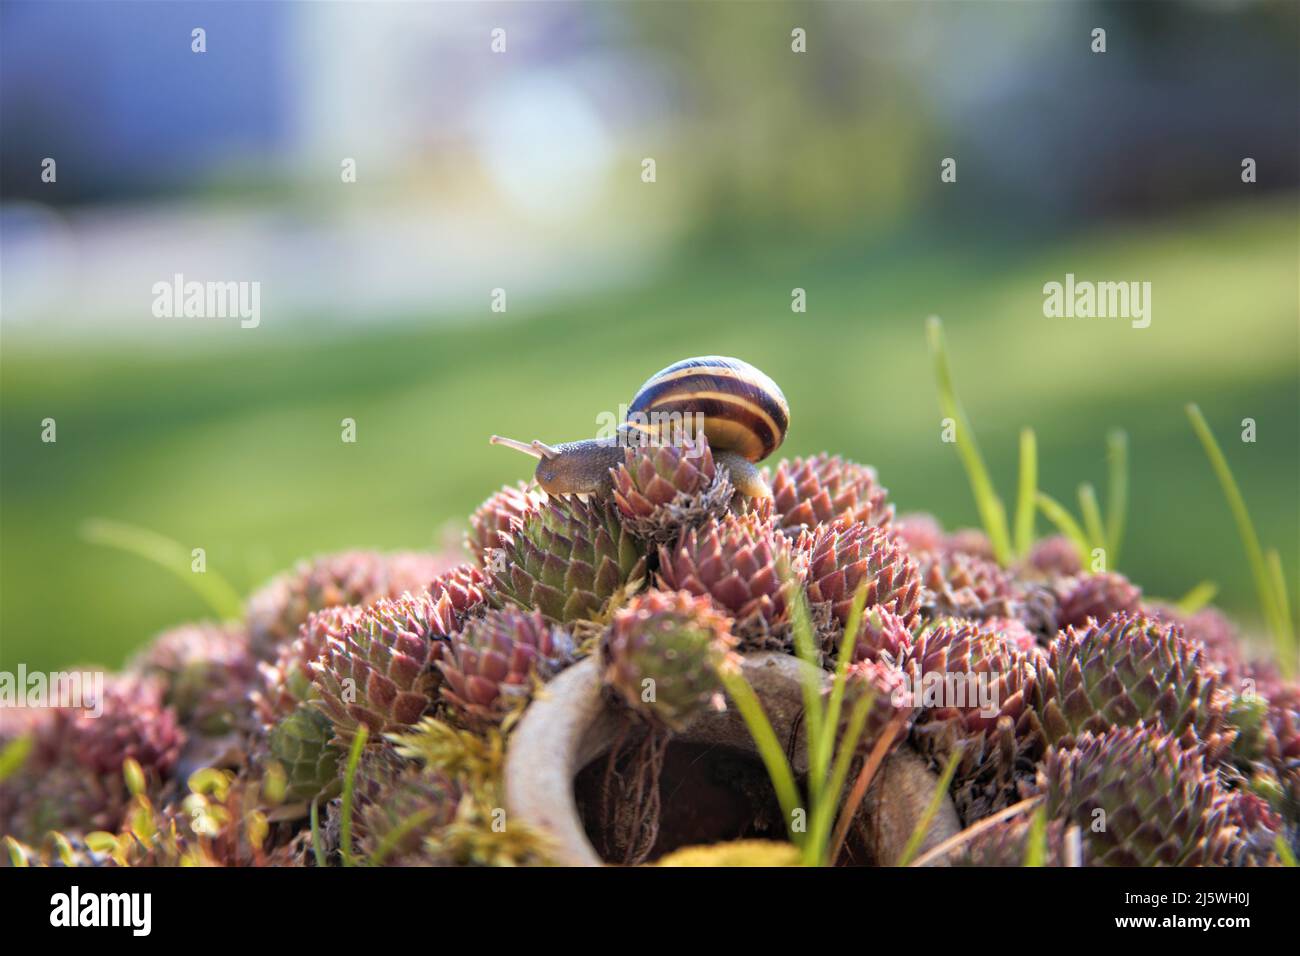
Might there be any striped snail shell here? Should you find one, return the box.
[490,355,788,499]
[623,356,789,462]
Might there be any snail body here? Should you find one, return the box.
[491,356,789,499]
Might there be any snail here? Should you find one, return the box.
[490,356,789,499]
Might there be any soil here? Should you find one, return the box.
[574,737,873,864]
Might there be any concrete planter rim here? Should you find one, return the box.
[504,651,961,866]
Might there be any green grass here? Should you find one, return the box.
[1,200,1296,670]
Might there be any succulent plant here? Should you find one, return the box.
[847,605,914,665]
[385,718,556,867]
[835,659,915,757]
[799,520,921,658]
[312,594,456,743]
[919,551,1016,623]
[1223,788,1286,864]
[1026,535,1084,577]
[981,616,1039,655]
[3,832,121,868]
[1053,572,1142,631]
[657,510,798,651]
[131,622,258,736]
[1265,685,1300,773]
[611,438,733,544]
[467,482,546,568]
[254,605,363,725]
[951,816,1082,867]
[489,494,646,624]
[437,606,575,727]
[10,404,1292,872]
[355,764,463,865]
[246,550,453,659]
[893,512,946,555]
[1226,684,1300,829]
[1029,613,1234,762]
[0,677,184,841]
[944,528,995,560]
[69,678,184,783]
[174,768,310,867]
[267,703,342,802]
[427,562,491,622]
[1147,603,1249,689]
[766,454,893,534]
[1012,582,1062,647]
[904,619,1040,823]
[601,589,740,731]
[1031,726,1278,866]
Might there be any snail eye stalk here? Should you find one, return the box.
[490,435,544,460]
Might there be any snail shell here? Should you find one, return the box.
[624,356,789,462]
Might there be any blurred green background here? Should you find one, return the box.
[2,1,1297,671]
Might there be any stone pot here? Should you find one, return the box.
[504,652,960,865]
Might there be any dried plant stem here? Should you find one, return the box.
[908,794,1044,867]
[827,710,909,864]
[1064,825,1084,867]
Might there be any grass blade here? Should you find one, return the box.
[1014,428,1038,557]
[369,808,438,866]
[1035,492,1090,566]
[0,735,33,783]
[1185,404,1293,667]
[814,583,870,802]
[787,583,826,804]
[894,747,962,866]
[1279,835,1298,867]
[810,689,874,866]
[310,797,327,868]
[81,518,244,620]
[926,317,1012,564]
[1174,580,1219,615]
[339,724,369,867]
[718,666,803,846]
[1266,550,1296,675]
[1077,483,1107,555]
[1105,429,1128,564]
[1023,805,1048,867]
